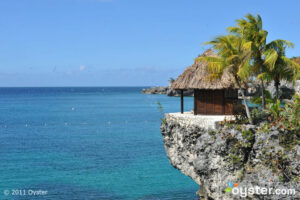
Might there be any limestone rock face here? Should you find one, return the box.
[266,80,299,99]
[161,115,300,200]
[142,86,169,94]
[295,80,300,94]
[245,83,260,96]
[166,89,194,97]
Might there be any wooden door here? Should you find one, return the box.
[195,90,224,115]
[213,90,224,115]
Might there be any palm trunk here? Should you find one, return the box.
[261,79,265,109]
[275,80,280,100]
[235,76,253,124]
[260,65,266,109]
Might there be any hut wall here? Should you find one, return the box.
[194,89,238,115]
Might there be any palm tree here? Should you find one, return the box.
[227,14,267,108]
[227,14,295,108]
[197,35,253,124]
[261,41,300,100]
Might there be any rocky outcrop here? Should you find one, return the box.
[295,80,300,94]
[245,83,261,97]
[142,86,193,96]
[266,80,300,99]
[166,89,194,96]
[161,115,300,199]
[142,86,169,94]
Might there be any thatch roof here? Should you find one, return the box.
[171,49,242,90]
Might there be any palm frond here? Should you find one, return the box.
[266,40,294,51]
[281,56,300,71]
[237,60,251,80]
[199,56,225,74]
[242,41,253,51]
[263,49,278,70]
[257,72,273,82]
[227,27,241,35]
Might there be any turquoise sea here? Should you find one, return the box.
[0,87,198,200]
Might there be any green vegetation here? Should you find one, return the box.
[251,94,300,151]
[229,153,242,166]
[251,90,275,105]
[227,14,269,108]
[242,130,254,141]
[157,101,166,124]
[278,94,300,134]
[259,41,299,100]
[169,14,300,177]
[197,34,253,123]
[198,13,300,124]
[266,100,281,120]
[250,109,269,124]
[202,14,300,177]
[228,14,299,103]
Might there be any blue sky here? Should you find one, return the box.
[0,0,300,86]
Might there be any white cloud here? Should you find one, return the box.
[79,65,86,71]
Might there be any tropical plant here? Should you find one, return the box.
[280,94,300,132]
[250,90,275,105]
[291,94,300,128]
[292,57,300,79]
[250,108,269,124]
[157,101,167,124]
[228,14,299,104]
[261,41,300,100]
[227,14,268,108]
[197,35,253,124]
[266,99,281,120]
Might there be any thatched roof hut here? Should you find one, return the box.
[173,49,242,115]
[171,49,240,90]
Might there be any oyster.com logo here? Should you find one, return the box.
[225,182,238,193]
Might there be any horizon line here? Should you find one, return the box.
[0,86,157,88]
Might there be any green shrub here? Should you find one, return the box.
[250,90,275,105]
[266,100,281,120]
[242,130,255,141]
[229,153,242,165]
[250,108,269,124]
[234,112,249,124]
[279,94,300,134]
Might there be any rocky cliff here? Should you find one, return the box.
[142,86,193,96]
[161,114,300,200]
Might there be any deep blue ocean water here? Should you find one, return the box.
[0,87,198,200]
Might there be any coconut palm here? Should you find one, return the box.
[261,41,300,99]
[227,14,295,108]
[227,14,267,108]
[197,35,253,124]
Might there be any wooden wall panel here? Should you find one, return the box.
[225,99,234,115]
[213,90,224,115]
[194,90,226,115]
[197,90,206,114]
[206,90,214,114]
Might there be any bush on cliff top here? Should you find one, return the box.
[279,94,300,134]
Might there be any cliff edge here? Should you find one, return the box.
[161,113,300,199]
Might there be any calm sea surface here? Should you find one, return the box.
[0,87,198,200]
